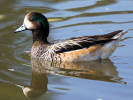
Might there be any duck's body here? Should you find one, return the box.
[15,12,129,62]
[31,31,122,62]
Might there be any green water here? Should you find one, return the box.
[0,0,133,100]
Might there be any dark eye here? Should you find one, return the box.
[29,16,38,21]
[29,17,34,21]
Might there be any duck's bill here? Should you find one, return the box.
[14,24,27,33]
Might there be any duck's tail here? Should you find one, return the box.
[112,29,133,40]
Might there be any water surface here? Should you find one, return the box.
[0,0,133,100]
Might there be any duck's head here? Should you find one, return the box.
[14,12,49,40]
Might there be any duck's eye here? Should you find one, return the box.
[29,16,38,21]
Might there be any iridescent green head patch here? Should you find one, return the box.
[30,14,48,28]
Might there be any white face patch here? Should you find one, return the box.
[23,15,34,29]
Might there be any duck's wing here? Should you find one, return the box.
[52,30,123,54]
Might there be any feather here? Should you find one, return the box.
[51,30,123,54]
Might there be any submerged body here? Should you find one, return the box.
[14,12,129,62]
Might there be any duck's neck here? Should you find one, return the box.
[32,28,49,44]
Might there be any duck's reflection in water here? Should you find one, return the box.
[23,58,123,99]
[23,68,48,99]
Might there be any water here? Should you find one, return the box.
[0,0,133,100]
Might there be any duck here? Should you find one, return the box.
[14,12,130,62]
